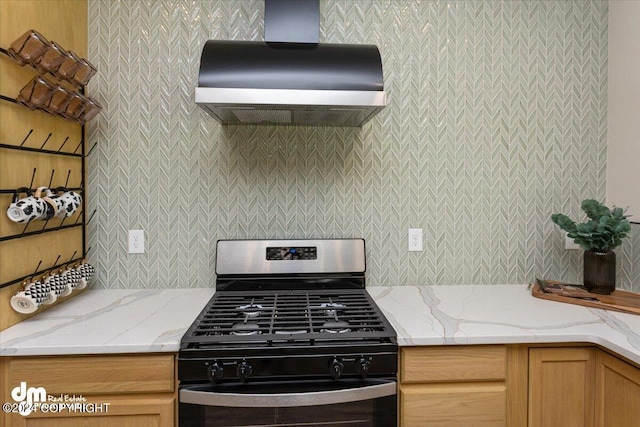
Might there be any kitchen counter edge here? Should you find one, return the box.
[1,285,639,366]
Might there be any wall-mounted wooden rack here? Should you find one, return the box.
[1,0,90,330]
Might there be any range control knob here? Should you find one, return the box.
[355,357,371,379]
[236,360,253,383]
[329,357,344,381]
[207,361,224,384]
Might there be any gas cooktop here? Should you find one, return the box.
[180,288,396,349]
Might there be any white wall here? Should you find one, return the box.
[607,1,640,223]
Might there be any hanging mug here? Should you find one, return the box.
[25,278,56,306]
[10,280,48,314]
[76,261,95,289]
[35,186,59,220]
[53,187,82,218]
[42,274,59,304]
[49,268,69,297]
[6,187,47,223]
[52,268,73,297]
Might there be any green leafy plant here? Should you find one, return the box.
[551,199,631,252]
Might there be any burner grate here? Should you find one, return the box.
[182,289,395,348]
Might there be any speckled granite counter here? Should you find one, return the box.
[2,285,640,365]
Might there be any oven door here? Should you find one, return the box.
[179,378,397,427]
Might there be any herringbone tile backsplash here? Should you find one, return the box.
[86,0,639,291]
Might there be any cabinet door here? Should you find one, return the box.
[0,355,176,427]
[5,395,175,427]
[594,350,640,427]
[528,347,595,427]
[3,354,174,395]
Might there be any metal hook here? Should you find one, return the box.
[64,170,71,188]
[85,142,98,157]
[20,129,34,147]
[28,260,43,282]
[29,167,37,190]
[48,169,55,188]
[40,133,52,150]
[72,139,83,154]
[58,136,70,152]
[85,209,97,225]
[74,207,87,225]
[49,255,62,272]
[0,94,19,104]
[40,255,62,280]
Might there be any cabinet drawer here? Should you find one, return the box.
[2,394,175,427]
[401,345,506,383]
[4,354,174,395]
[400,383,506,427]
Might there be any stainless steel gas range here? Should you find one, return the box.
[178,239,397,427]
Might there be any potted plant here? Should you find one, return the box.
[551,199,631,294]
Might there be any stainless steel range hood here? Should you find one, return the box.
[195,0,387,127]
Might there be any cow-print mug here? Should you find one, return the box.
[53,188,82,218]
[35,186,59,220]
[6,187,47,223]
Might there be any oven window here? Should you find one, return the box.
[179,396,396,427]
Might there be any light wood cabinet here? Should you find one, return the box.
[0,0,90,332]
[594,350,640,427]
[526,346,640,427]
[528,347,596,427]
[399,344,640,427]
[399,345,510,427]
[0,354,176,427]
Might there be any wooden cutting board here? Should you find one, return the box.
[531,280,640,315]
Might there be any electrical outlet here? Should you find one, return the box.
[408,228,423,251]
[128,229,145,254]
[565,233,580,250]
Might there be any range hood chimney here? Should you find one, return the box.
[195,0,387,127]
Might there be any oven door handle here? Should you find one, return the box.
[180,381,396,408]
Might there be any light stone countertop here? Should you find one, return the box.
[368,285,640,365]
[0,289,214,356]
[1,285,639,365]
